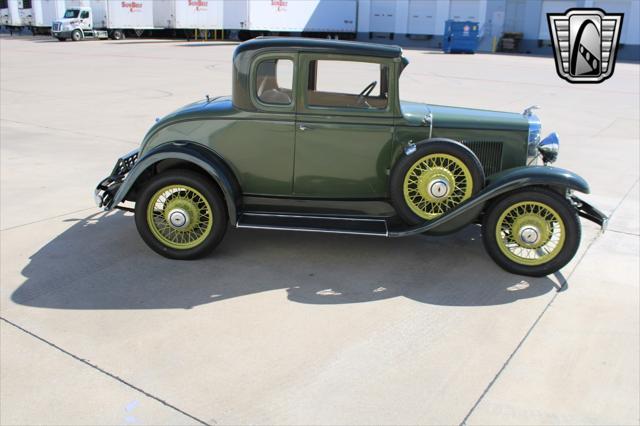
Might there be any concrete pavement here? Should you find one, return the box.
[1,35,638,425]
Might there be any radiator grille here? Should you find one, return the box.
[461,141,503,176]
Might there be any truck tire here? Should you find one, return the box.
[390,139,485,225]
[56,37,66,42]
[71,29,82,41]
[111,29,125,40]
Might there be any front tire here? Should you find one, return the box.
[134,170,228,260]
[71,29,82,41]
[482,187,581,277]
[56,37,66,42]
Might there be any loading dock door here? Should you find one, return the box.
[449,0,483,21]
[539,0,577,39]
[407,0,438,35]
[593,0,633,45]
[370,0,395,33]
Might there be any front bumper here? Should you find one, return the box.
[570,195,608,231]
[95,149,139,210]
[51,30,73,38]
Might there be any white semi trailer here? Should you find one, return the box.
[18,0,32,26]
[28,0,66,34]
[1,0,23,29]
[224,0,357,39]
[51,0,156,41]
[153,0,223,31]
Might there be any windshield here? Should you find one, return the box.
[63,9,79,18]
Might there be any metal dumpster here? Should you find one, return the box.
[442,20,479,53]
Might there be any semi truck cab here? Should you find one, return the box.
[51,7,109,41]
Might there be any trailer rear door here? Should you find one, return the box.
[106,0,154,29]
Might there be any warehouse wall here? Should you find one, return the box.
[504,0,639,60]
[355,0,637,61]
[356,0,488,49]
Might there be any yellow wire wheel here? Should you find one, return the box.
[495,201,566,266]
[146,184,214,250]
[403,153,475,220]
[482,188,581,276]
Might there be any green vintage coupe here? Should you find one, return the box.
[95,38,606,277]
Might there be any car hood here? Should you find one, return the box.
[54,18,79,24]
[401,101,528,132]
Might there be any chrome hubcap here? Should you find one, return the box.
[428,178,450,199]
[168,208,189,229]
[519,225,541,245]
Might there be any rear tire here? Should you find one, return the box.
[111,29,125,40]
[134,170,228,260]
[482,187,581,277]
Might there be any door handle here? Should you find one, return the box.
[298,124,311,131]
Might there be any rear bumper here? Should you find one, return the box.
[571,195,608,231]
[95,149,139,210]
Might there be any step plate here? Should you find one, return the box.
[236,213,389,237]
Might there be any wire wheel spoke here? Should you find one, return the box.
[403,153,474,220]
[146,184,214,250]
[496,201,566,266]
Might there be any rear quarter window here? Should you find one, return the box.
[255,58,294,106]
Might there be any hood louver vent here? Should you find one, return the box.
[461,141,503,176]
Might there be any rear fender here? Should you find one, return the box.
[389,166,590,237]
[109,142,241,221]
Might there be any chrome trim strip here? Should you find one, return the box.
[424,108,433,139]
[240,212,387,223]
[235,223,389,237]
[236,212,389,237]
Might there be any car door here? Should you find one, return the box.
[293,54,395,198]
[223,52,297,196]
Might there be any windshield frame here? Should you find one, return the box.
[63,9,80,19]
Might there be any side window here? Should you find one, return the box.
[307,60,389,110]
[80,10,89,19]
[255,58,294,106]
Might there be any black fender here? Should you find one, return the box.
[389,165,591,237]
[109,142,241,221]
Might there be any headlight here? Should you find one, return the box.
[538,132,560,164]
[526,113,542,165]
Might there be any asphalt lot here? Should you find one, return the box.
[0,35,638,425]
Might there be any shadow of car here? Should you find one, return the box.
[11,211,560,310]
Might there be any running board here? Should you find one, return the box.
[236,212,389,237]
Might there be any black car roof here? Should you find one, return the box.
[234,37,403,59]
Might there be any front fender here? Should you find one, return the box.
[389,166,590,237]
[109,142,241,221]
[486,165,589,194]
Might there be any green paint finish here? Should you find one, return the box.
[138,38,537,201]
